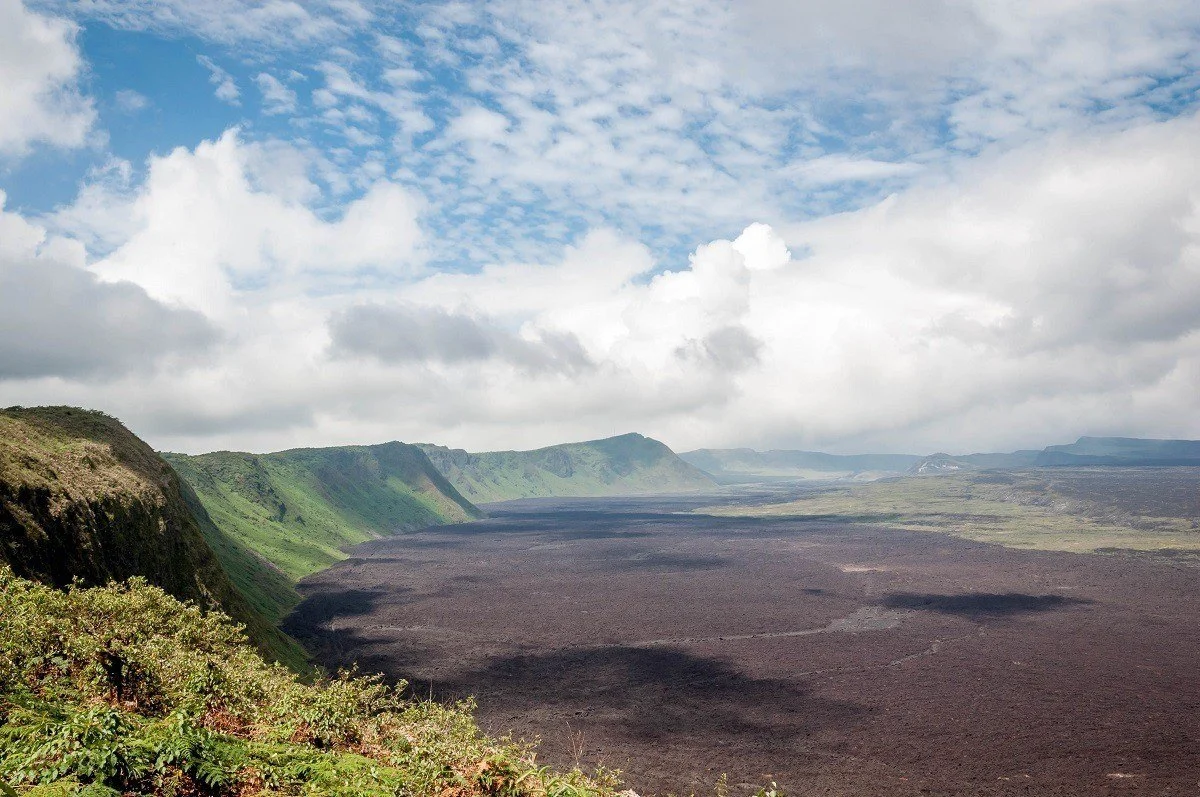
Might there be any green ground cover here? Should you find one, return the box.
[0,569,623,797]
[704,469,1200,555]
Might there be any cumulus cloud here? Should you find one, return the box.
[6,0,1200,456]
[86,130,424,317]
[0,0,95,157]
[27,110,1199,455]
[741,111,1200,451]
[677,326,763,373]
[0,192,216,379]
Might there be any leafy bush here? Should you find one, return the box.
[0,568,622,797]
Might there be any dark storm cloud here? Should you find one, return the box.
[0,254,218,379]
[329,303,593,374]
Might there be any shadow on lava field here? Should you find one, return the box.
[878,592,1093,616]
[284,494,1200,797]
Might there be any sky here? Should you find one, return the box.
[1,0,1199,456]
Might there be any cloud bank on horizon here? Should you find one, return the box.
[1,0,1199,455]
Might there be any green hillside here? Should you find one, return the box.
[165,443,482,619]
[704,468,1200,556]
[417,432,716,503]
[0,406,303,668]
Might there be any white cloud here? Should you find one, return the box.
[353,111,1200,453]
[0,0,95,157]
[397,0,1200,260]
[312,57,433,144]
[330,303,593,375]
[734,0,1200,147]
[40,0,1200,271]
[52,0,366,47]
[0,191,216,379]
[16,113,1200,454]
[784,155,924,186]
[43,157,139,253]
[114,89,149,113]
[198,55,240,105]
[447,106,510,142]
[255,72,297,115]
[86,130,425,318]
[6,1,1200,456]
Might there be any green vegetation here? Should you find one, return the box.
[0,569,623,797]
[0,407,303,669]
[704,470,1200,555]
[419,433,716,503]
[165,445,483,622]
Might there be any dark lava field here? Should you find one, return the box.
[284,492,1200,797]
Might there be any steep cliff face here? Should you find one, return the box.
[418,432,717,503]
[165,442,483,616]
[0,406,304,667]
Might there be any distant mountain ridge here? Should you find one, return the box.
[680,448,923,484]
[686,436,1199,483]
[418,432,717,503]
[1035,436,1200,466]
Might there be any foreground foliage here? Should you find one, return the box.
[0,569,621,797]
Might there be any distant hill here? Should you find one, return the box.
[165,442,482,619]
[418,432,717,503]
[956,450,1042,468]
[685,436,1200,483]
[1036,436,1200,466]
[907,453,974,475]
[0,406,302,666]
[906,450,1042,475]
[680,448,922,484]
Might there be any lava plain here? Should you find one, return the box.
[284,493,1200,797]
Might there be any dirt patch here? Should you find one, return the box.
[286,495,1200,797]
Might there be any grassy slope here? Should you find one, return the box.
[0,569,624,797]
[418,432,717,503]
[0,407,304,668]
[704,469,1200,555]
[165,443,482,620]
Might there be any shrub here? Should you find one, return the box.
[0,568,622,797]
